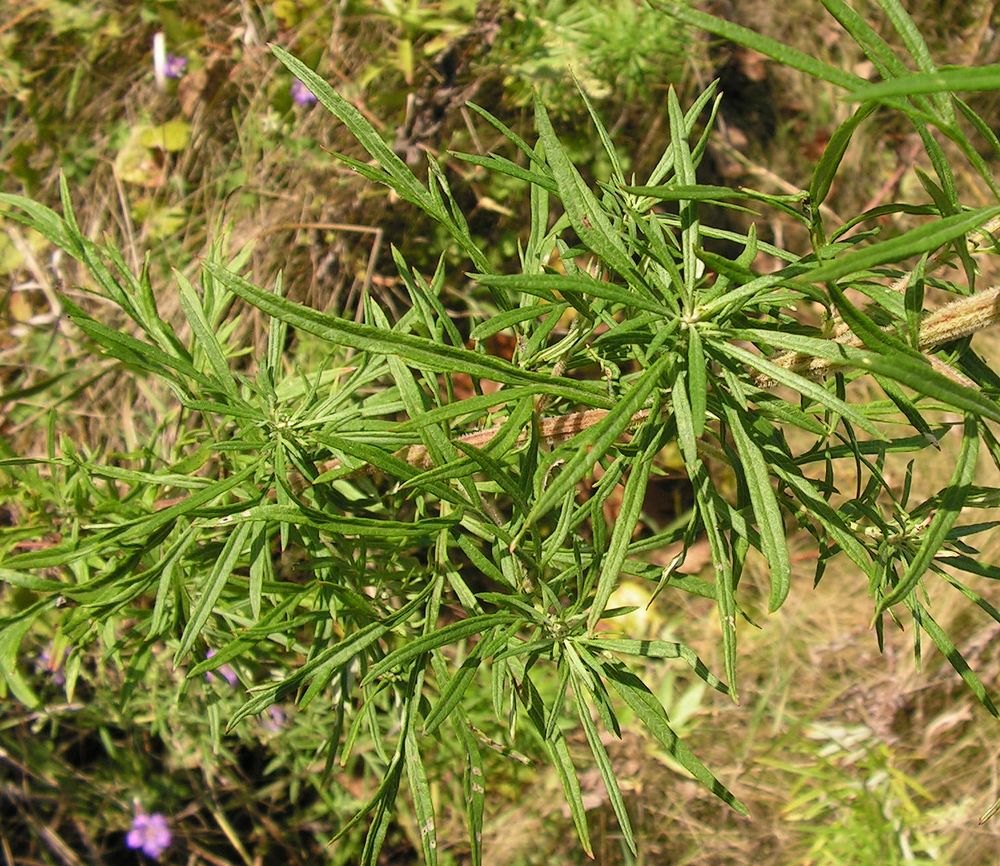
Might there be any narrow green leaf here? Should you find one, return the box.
[465,101,544,166]
[721,402,791,611]
[573,681,637,855]
[469,303,565,340]
[810,103,879,207]
[5,462,260,570]
[847,65,1000,102]
[60,297,204,390]
[229,585,433,728]
[208,261,607,406]
[175,270,238,395]
[175,520,253,664]
[361,613,516,686]
[687,327,708,438]
[801,206,1000,284]
[0,568,65,593]
[473,272,670,315]
[695,470,739,698]
[587,415,664,631]
[534,97,643,285]
[450,151,558,194]
[574,77,625,185]
[667,87,700,303]
[0,193,75,252]
[423,627,510,735]
[525,353,672,528]
[826,280,925,362]
[247,520,271,622]
[673,369,698,467]
[877,416,979,613]
[455,722,485,866]
[657,2,863,90]
[404,727,438,866]
[876,0,954,118]
[734,329,1000,425]
[271,46,437,217]
[909,598,998,716]
[601,658,748,814]
[233,504,461,539]
[579,637,729,695]
[544,732,593,857]
[187,592,304,678]
[0,610,48,707]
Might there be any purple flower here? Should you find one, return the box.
[291,79,318,107]
[126,812,172,859]
[204,649,238,686]
[164,54,187,80]
[263,705,287,733]
[35,644,68,686]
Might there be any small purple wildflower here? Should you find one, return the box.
[204,649,238,686]
[291,79,318,107]
[164,54,187,80]
[35,644,68,686]
[126,812,172,860]
[263,705,287,733]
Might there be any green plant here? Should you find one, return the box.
[3,2,1000,863]
[495,0,690,115]
[357,0,479,85]
[775,723,950,864]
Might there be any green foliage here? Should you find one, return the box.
[3,1,1000,863]
[353,0,480,84]
[493,0,690,115]
[776,723,952,865]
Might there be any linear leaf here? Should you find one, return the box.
[734,329,1000,424]
[534,97,643,285]
[847,65,1000,102]
[175,270,239,395]
[573,680,637,855]
[450,151,558,194]
[271,46,437,217]
[877,416,979,613]
[525,353,672,528]
[601,658,748,814]
[208,261,606,405]
[423,627,511,735]
[909,598,998,716]
[587,416,663,631]
[658,2,862,90]
[175,520,253,664]
[233,504,461,538]
[404,727,438,866]
[361,613,516,686]
[695,469,739,697]
[810,103,879,207]
[469,303,564,340]
[687,327,708,437]
[717,343,880,438]
[228,587,433,728]
[801,206,1000,284]
[473,272,670,315]
[579,637,729,695]
[722,402,791,611]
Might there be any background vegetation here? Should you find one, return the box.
[2,1,999,864]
